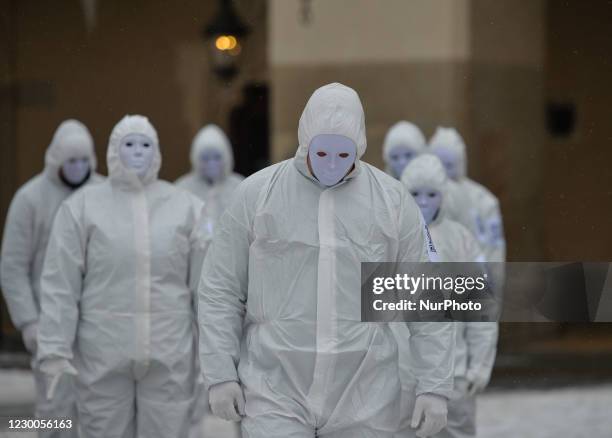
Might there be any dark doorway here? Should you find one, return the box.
[229,82,269,177]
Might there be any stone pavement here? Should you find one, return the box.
[2,368,612,437]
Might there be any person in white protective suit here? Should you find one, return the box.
[175,125,243,437]
[198,83,455,438]
[0,119,103,438]
[428,127,505,263]
[382,121,427,180]
[36,115,207,438]
[176,124,244,233]
[400,154,498,438]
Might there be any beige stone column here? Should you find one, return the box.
[468,0,547,260]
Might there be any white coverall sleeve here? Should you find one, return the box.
[464,323,498,385]
[0,193,39,329]
[37,202,85,362]
[198,186,250,388]
[399,192,455,399]
[482,202,506,263]
[458,221,498,387]
[461,224,485,264]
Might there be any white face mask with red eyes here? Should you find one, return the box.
[307,134,357,187]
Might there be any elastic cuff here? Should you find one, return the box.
[16,317,38,331]
[466,368,487,383]
[415,392,449,401]
[415,382,453,399]
[201,354,238,390]
[36,345,72,365]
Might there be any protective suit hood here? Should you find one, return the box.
[429,127,467,179]
[190,124,234,179]
[294,83,367,185]
[107,115,161,189]
[401,154,449,224]
[44,119,97,184]
[383,121,426,171]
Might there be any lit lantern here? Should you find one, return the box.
[204,0,250,82]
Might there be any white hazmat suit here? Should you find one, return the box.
[198,83,455,437]
[401,155,498,438]
[176,124,244,229]
[1,119,102,438]
[176,124,244,438]
[36,115,206,438]
[428,128,505,263]
[382,121,427,180]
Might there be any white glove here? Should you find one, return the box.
[411,393,448,438]
[39,358,77,400]
[466,370,489,396]
[208,381,245,422]
[21,322,38,353]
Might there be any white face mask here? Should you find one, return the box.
[388,145,416,179]
[197,149,224,183]
[308,134,357,187]
[410,186,443,225]
[119,134,155,178]
[61,157,90,185]
[433,148,460,181]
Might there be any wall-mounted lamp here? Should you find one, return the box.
[203,0,250,82]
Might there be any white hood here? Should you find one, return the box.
[383,121,426,163]
[294,83,367,182]
[428,126,467,179]
[401,153,449,222]
[190,124,234,179]
[45,119,97,183]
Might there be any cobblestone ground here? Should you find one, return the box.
[3,369,612,438]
